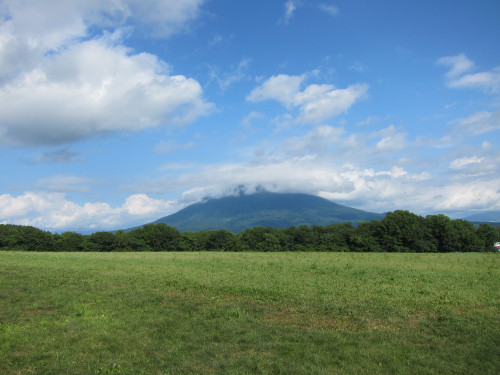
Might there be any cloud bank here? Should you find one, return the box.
[0,192,176,231]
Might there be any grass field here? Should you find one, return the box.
[1,251,499,374]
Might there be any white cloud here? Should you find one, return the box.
[0,0,211,147]
[178,157,354,204]
[247,73,368,124]
[247,74,305,106]
[356,116,379,126]
[349,61,367,73]
[295,83,368,123]
[172,158,444,216]
[122,193,173,216]
[279,1,299,25]
[283,125,345,156]
[438,53,500,93]
[4,146,499,230]
[0,192,176,230]
[448,152,499,177]
[0,0,204,80]
[449,156,484,170]
[209,58,251,90]
[437,53,474,78]
[241,111,265,128]
[375,125,406,152]
[414,135,454,149]
[449,68,500,93]
[0,0,204,48]
[454,110,500,134]
[0,36,212,147]
[430,178,500,212]
[318,4,339,16]
[124,0,205,37]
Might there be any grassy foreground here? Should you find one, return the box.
[0,252,498,374]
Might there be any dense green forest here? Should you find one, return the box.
[1,210,499,252]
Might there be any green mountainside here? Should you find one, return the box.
[152,192,385,233]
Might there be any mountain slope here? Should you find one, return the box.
[463,211,500,223]
[152,192,385,233]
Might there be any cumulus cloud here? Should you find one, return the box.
[430,178,500,212]
[247,74,305,105]
[122,193,173,216]
[0,192,176,230]
[123,0,205,37]
[438,53,500,93]
[448,152,499,177]
[247,73,368,124]
[0,0,211,147]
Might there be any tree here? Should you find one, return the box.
[450,220,482,252]
[287,225,315,251]
[0,225,17,250]
[112,230,134,251]
[426,214,455,252]
[238,227,270,250]
[0,225,55,251]
[178,233,196,251]
[85,231,115,251]
[57,231,85,252]
[130,224,181,251]
[348,221,382,252]
[256,233,281,252]
[475,223,499,252]
[205,230,240,251]
[378,211,435,252]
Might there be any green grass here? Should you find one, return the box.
[1,252,499,374]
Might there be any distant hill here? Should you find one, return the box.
[151,192,385,233]
[463,211,500,223]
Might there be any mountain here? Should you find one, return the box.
[463,211,500,223]
[151,192,385,233]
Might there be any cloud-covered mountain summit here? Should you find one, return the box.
[151,192,385,233]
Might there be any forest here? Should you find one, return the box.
[1,210,499,253]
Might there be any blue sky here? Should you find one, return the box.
[1,0,499,232]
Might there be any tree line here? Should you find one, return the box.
[1,210,499,253]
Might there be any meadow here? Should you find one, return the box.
[1,251,499,374]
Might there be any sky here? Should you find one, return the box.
[1,0,500,232]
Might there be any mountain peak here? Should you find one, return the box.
[152,192,384,233]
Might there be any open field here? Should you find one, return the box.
[1,252,499,374]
